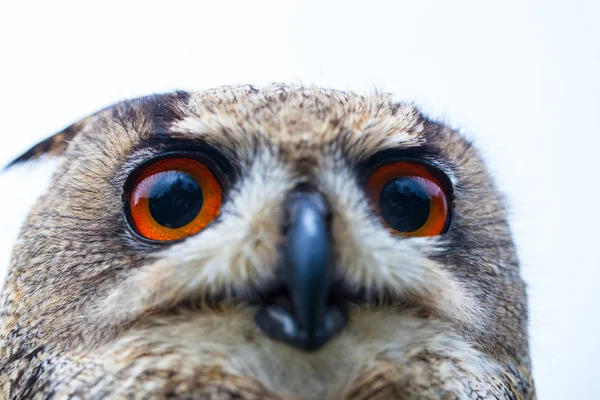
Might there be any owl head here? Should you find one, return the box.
[0,84,534,398]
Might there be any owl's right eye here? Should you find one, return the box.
[365,161,451,237]
[127,157,222,241]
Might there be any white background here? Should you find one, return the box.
[1,1,598,398]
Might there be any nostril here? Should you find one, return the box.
[290,181,316,193]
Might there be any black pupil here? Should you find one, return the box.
[148,171,203,229]
[378,177,430,232]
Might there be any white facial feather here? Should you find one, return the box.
[75,309,500,399]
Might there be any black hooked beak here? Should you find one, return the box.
[255,186,348,351]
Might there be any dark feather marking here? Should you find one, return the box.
[1,346,45,397]
[149,90,190,135]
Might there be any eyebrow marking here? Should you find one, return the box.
[149,91,191,135]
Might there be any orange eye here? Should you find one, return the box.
[128,157,222,241]
[366,161,450,237]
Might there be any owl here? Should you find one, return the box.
[0,84,535,399]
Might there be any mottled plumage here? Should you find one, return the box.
[0,84,535,399]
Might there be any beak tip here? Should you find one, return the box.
[255,304,348,352]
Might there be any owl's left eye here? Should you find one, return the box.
[366,161,451,237]
[127,157,222,241]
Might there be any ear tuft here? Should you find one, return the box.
[4,115,94,170]
[4,90,191,171]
